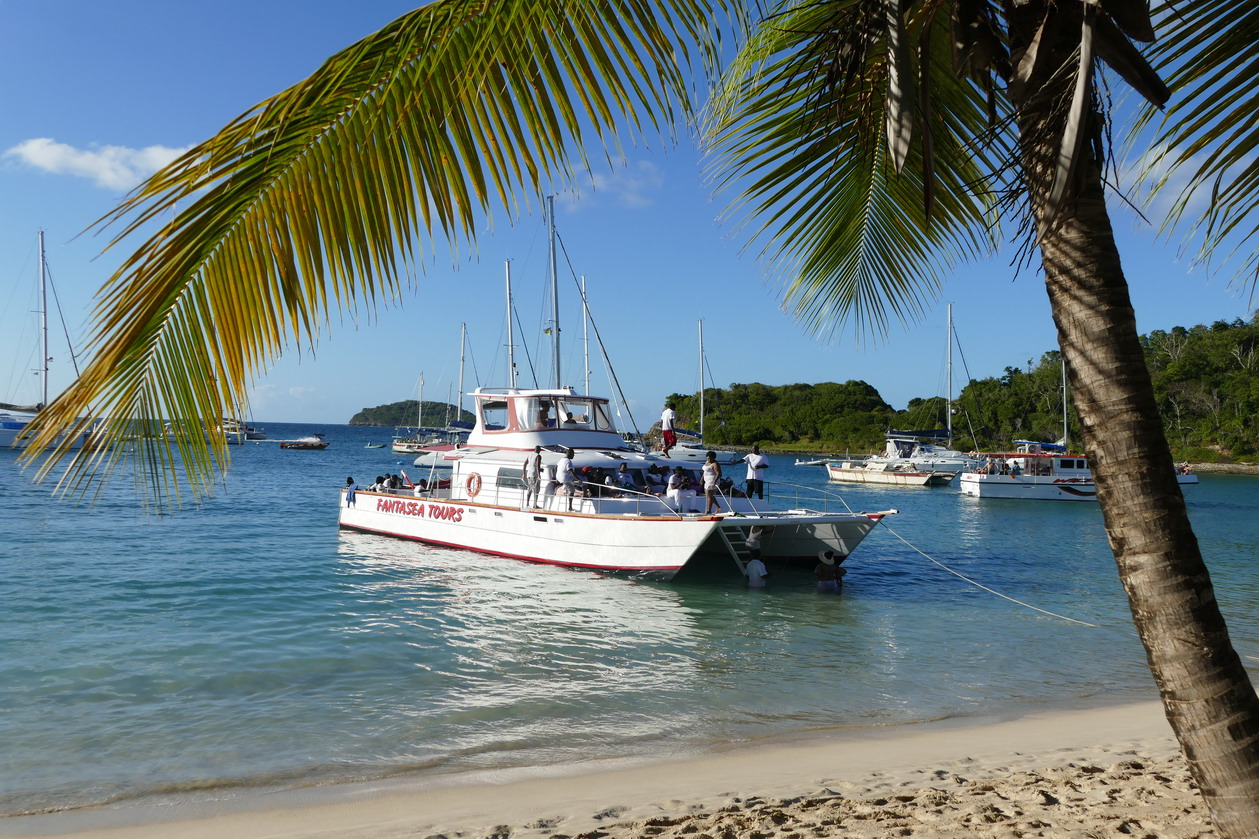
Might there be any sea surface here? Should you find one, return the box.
[2,422,1258,823]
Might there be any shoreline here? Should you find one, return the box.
[2,698,1214,839]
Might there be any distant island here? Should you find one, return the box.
[348,400,473,427]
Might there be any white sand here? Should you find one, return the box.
[3,698,1215,839]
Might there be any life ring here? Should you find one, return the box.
[465,472,483,498]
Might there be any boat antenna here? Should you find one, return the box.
[548,195,561,388]
[505,261,517,387]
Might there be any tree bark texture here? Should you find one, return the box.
[1004,2,1259,835]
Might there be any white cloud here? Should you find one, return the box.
[4,137,189,190]
[558,160,667,211]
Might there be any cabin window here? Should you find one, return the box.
[479,399,510,431]
[498,467,525,489]
[557,400,590,428]
[591,402,614,431]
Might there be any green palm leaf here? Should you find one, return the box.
[1143,0,1259,287]
[703,0,1006,341]
[22,0,731,507]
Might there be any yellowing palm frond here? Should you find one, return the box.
[22,0,730,507]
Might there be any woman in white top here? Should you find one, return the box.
[701,451,723,515]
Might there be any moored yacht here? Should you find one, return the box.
[959,440,1198,502]
[340,386,896,581]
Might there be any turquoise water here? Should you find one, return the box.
[2,423,1258,818]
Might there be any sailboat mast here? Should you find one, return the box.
[582,276,590,395]
[548,195,561,388]
[417,373,424,427]
[457,323,467,422]
[38,230,48,409]
[698,319,705,442]
[505,261,516,387]
[1062,359,1069,450]
[946,303,953,443]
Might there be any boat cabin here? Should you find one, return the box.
[466,387,628,450]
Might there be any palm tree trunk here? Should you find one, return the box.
[1004,3,1259,834]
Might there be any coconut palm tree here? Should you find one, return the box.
[20,0,1259,833]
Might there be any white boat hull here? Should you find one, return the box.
[826,462,954,487]
[339,488,890,580]
[960,471,1199,501]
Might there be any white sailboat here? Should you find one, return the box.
[667,320,743,465]
[1,232,94,450]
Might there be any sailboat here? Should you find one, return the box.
[340,199,896,581]
[667,320,743,465]
[1,232,94,450]
[826,304,980,484]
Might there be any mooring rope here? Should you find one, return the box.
[882,524,1099,627]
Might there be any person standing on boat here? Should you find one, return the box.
[660,402,677,457]
[742,444,769,500]
[523,445,543,509]
[556,448,579,511]
[701,451,724,515]
[345,477,359,507]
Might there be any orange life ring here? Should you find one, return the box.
[466,472,483,498]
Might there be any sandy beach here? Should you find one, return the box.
[4,698,1215,839]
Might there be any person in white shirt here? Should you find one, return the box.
[742,444,769,499]
[666,466,697,513]
[523,445,543,508]
[701,451,723,515]
[745,546,768,588]
[556,448,578,511]
[660,403,677,457]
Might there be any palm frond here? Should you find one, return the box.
[1141,0,1259,290]
[21,0,733,507]
[703,0,1006,341]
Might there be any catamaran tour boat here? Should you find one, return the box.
[959,440,1198,502]
[340,386,896,581]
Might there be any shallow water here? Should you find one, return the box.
[2,425,1256,817]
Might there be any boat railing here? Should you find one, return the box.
[758,480,858,515]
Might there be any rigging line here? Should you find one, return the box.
[43,264,84,378]
[881,524,1099,627]
[553,233,642,436]
[951,326,983,451]
[512,304,539,388]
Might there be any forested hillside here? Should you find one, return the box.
[664,315,1259,461]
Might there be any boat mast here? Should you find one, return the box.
[946,303,953,444]
[698,319,705,443]
[1061,358,1069,450]
[505,261,517,388]
[582,275,590,395]
[38,230,48,409]
[417,373,424,427]
[548,195,561,388]
[457,323,467,421]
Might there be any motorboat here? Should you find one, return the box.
[863,431,982,475]
[341,386,896,580]
[281,435,329,450]
[825,459,955,486]
[218,417,266,441]
[959,441,1198,501]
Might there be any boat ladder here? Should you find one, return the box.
[716,526,754,576]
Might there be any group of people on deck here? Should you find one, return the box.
[519,443,771,515]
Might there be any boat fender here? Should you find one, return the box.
[466,473,483,498]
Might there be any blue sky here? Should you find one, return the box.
[1,1,1253,429]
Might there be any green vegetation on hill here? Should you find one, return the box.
[348,400,472,427]
[658,314,1259,462]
